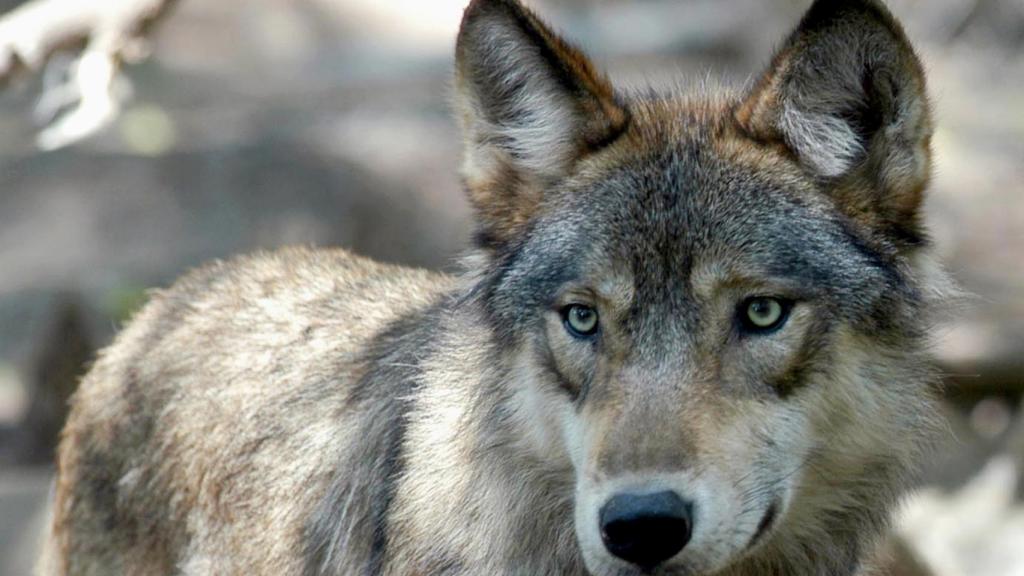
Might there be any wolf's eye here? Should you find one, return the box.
[563,304,599,338]
[740,297,790,333]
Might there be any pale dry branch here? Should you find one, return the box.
[0,0,177,149]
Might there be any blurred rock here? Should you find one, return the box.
[898,455,1024,576]
[0,468,51,576]
[872,534,936,576]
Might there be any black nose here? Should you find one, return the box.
[599,490,692,570]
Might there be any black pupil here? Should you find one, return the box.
[571,306,595,332]
[750,300,773,319]
[574,307,593,324]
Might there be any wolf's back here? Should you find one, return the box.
[40,247,452,575]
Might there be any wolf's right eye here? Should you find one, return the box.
[563,305,599,338]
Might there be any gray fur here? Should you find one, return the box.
[41,1,951,575]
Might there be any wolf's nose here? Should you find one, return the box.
[599,490,692,570]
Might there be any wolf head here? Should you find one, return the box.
[455,1,946,574]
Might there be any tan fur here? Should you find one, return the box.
[45,249,454,575]
[42,2,949,575]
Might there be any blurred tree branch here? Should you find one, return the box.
[0,0,177,150]
[948,0,995,42]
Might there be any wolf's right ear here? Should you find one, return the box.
[455,0,629,248]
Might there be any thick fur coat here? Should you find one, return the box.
[41,1,952,575]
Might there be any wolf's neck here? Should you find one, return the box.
[370,298,585,574]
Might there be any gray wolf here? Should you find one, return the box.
[41,0,953,574]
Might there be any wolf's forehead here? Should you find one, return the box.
[576,140,799,261]
[557,137,883,302]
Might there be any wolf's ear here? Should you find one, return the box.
[735,0,932,243]
[455,0,628,247]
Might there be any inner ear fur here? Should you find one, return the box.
[735,0,933,246]
[454,0,629,248]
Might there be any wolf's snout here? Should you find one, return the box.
[598,490,693,570]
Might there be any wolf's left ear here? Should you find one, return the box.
[455,0,629,248]
[735,0,932,244]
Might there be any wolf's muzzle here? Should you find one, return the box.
[598,490,693,571]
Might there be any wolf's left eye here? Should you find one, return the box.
[563,304,599,338]
[740,297,791,333]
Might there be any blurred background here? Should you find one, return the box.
[0,0,1021,574]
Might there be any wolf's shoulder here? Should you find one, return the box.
[81,246,454,407]
[139,246,453,340]
[57,247,458,572]
[163,246,452,311]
